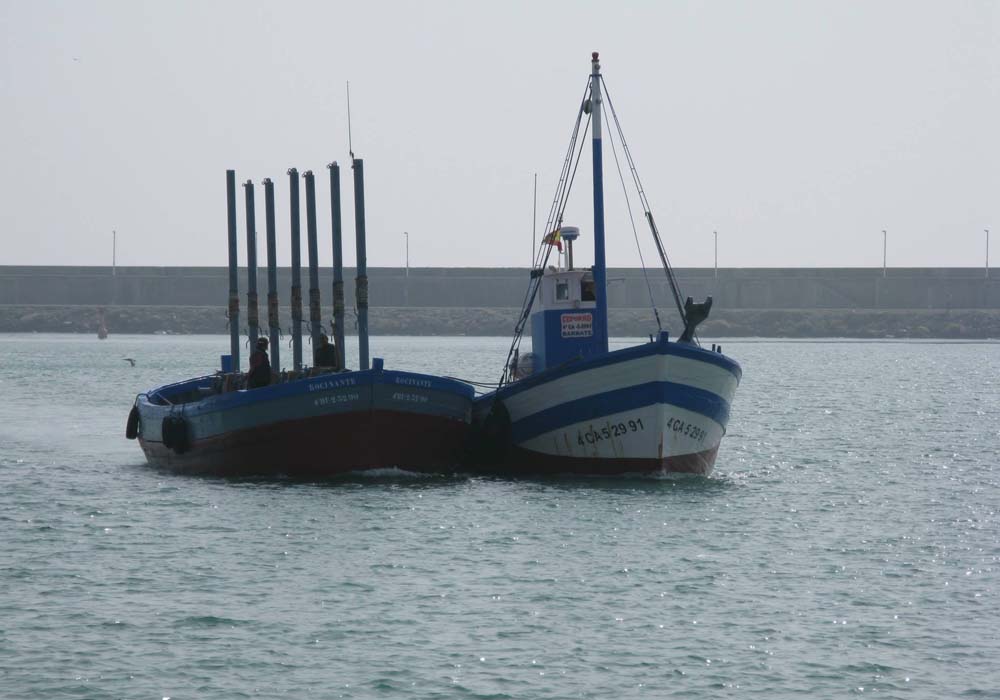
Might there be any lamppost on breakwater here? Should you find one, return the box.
[111,229,117,305]
[713,230,718,280]
[403,231,410,306]
[882,229,887,278]
[986,228,991,279]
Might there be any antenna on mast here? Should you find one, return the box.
[347,81,354,159]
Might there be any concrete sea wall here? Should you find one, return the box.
[2,265,999,310]
[2,305,999,338]
[1,266,998,337]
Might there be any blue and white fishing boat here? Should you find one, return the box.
[471,53,742,476]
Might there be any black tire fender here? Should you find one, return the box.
[125,406,140,440]
[171,416,191,455]
[468,399,511,467]
[161,415,176,450]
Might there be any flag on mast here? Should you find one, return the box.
[543,229,563,252]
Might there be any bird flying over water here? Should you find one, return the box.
[123,358,136,367]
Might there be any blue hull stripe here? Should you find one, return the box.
[146,367,473,416]
[510,380,731,444]
[488,339,741,404]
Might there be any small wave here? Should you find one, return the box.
[171,615,251,628]
[350,467,438,478]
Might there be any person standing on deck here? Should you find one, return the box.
[247,337,272,388]
[313,333,340,370]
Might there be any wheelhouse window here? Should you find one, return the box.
[556,280,570,301]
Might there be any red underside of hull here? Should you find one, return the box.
[139,410,469,477]
[489,444,721,477]
[138,413,720,479]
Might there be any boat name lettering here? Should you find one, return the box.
[308,378,357,392]
[561,312,593,338]
[394,377,432,388]
[666,417,706,444]
[576,417,644,446]
[392,392,429,404]
[313,392,361,407]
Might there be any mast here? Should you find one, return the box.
[263,178,281,372]
[327,162,346,369]
[288,168,303,372]
[243,180,260,346]
[590,51,609,354]
[225,169,241,371]
[303,170,322,354]
[353,158,370,371]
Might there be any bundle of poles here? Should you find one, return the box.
[223,159,370,375]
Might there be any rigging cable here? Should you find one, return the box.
[498,79,592,388]
[601,77,688,328]
[503,109,591,387]
[441,376,500,390]
[601,97,662,332]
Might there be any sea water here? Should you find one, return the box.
[0,334,997,699]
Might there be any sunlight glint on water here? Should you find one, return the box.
[1,334,998,698]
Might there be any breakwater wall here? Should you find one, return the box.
[3,305,999,338]
[2,266,998,310]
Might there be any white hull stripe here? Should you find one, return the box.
[520,403,721,461]
[504,353,738,419]
[510,380,729,444]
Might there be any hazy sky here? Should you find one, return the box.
[1,1,996,270]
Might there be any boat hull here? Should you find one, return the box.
[473,335,740,477]
[138,409,468,477]
[499,443,720,476]
[134,367,473,477]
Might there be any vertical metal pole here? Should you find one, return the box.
[243,180,260,345]
[263,178,281,372]
[986,229,991,279]
[111,229,117,305]
[304,170,322,356]
[226,170,241,371]
[288,168,303,372]
[327,162,346,370]
[404,231,409,306]
[714,230,718,279]
[590,52,609,354]
[353,158,370,370]
[532,173,537,261]
[882,229,887,278]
